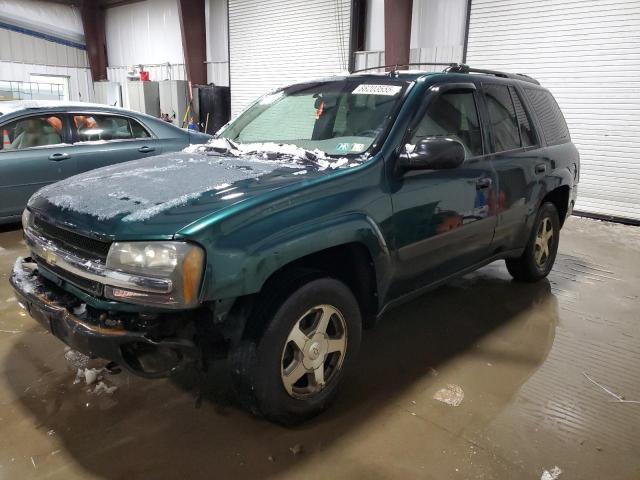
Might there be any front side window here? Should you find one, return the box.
[72,114,150,143]
[484,84,521,153]
[0,114,64,151]
[409,91,483,157]
[220,80,408,156]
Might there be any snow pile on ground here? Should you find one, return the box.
[432,384,464,406]
[64,347,90,369]
[541,466,562,480]
[74,366,118,395]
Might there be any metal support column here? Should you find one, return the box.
[177,0,207,86]
[80,0,108,81]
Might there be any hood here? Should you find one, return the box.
[28,150,343,240]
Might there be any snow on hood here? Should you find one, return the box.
[30,143,359,223]
[31,152,293,222]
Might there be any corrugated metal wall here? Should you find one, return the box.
[0,28,88,68]
[228,0,351,116]
[0,0,84,45]
[0,61,93,102]
[0,28,92,102]
[466,0,640,221]
[0,1,91,102]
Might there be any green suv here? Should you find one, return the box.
[11,65,579,424]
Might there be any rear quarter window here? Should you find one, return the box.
[524,88,570,146]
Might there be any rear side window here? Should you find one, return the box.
[524,89,570,145]
[509,86,536,147]
[483,84,520,152]
[72,114,150,143]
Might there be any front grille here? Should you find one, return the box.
[34,254,104,296]
[32,215,111,262]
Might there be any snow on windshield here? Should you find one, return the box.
[183,138,361,171]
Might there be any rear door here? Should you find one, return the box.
[480,82,545,250]
[0,112,75,219]
[68,112,164,174]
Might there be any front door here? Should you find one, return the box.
[0,112,74,219]
[388,87,498,299]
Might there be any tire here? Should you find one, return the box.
[230,275,362,425]
[506,202,560,282]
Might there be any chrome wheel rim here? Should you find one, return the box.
[280,304,347,399]
[534,216,554,268]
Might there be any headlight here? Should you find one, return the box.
[21,209,32,230]
[105,241,205,308]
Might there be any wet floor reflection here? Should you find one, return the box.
[1,264,558,479]
[1,217,639,479]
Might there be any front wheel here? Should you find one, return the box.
[506,202,560,282]
[231,276,362,425]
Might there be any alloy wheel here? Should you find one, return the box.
[280,304,347,399]
[534,216,554,268]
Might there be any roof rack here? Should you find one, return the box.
[351,62,458,74]
[350,62,540,85]
[445,64,540,85]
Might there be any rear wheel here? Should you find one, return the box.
[231,275,362,425]
[506,202,560,282]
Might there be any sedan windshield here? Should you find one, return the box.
[219,79,409,156]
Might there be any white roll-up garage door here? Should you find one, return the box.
[466,0,640,221]
[228,0,351,117]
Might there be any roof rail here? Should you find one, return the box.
[445,64,540,85]
[351,62,458,74]
[349,62,541,85]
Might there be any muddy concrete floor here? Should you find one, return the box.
[0,217,639,480]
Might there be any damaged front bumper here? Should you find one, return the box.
[10,257,199,378]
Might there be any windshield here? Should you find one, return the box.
[219,79,409,156]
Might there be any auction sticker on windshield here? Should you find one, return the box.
[352,84,402,96]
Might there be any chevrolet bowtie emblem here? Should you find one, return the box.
[45,250,57,266]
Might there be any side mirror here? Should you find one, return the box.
[397,137,465,172]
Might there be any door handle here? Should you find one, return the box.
[48,152,70,161]
[138,146,155,153]
[475,178,493,190]
[535,163,547,174]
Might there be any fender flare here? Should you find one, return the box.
[208,212,392,300]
